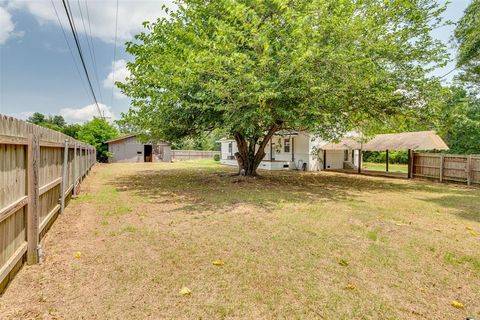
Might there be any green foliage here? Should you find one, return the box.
[27,112,64,132]
[26,112,81,139]
[27,112,46,125]
[363,151,408,164]
[435,87,480,154]
[455,0,480,89]
[118,0,447,175]
[62,123,82,139]
[213,154,220,161]
[170,129,224,151]
[77,118,119,162]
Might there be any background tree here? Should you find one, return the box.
[62,123,82,139]
[27,112,46,125]
[119,0,448,176]
[455,0,480,89]
[435,86,480,154]
[77,118,119,162]
[26,112,81,138]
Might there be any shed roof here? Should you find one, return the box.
[321,131,449,151]
[105,134,137,144]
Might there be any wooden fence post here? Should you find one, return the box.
[439,155,444,182]
[60,139,69,214]
[467,155,472,186]
[27,133,40,265]
[73,143,77,196]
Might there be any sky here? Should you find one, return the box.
[0,0,473,124]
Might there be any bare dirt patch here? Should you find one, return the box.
[0,161,479,319]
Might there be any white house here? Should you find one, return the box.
[219,130,448,172]
[219,131,360,172]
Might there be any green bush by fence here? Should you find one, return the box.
[363,151,408,164]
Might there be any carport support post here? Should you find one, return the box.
[357,149,362,174]
[323,150,327,170]
[385,149,389,172]
[407,149,413,179]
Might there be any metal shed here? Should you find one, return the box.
[105,134,172,163]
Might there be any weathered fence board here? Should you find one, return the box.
[171,150,220,161]
[413,153,480,185]
[0,115,95,292]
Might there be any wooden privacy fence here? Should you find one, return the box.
[412,153,480,186]
[0,115,95,292]
[171,150,220,161]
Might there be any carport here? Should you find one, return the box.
[321,131,449,178]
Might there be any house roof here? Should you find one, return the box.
[105,134,137,144]
[321,131,449,151]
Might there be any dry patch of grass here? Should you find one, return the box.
[0,160,479,319]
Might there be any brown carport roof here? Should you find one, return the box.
[321,131,449,151]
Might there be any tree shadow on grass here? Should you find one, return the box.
[420,193,480,223]
[110,166,479,214]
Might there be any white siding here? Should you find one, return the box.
[325,150,344,169]
[108,137,144,163]
[108,136,170,163]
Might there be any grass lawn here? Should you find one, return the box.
[363,161,408,173]
[1,160,479,319]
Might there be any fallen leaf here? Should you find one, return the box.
[74,252,81,259]
[470,230,478,236]
[466,227,473,231]
[338,259,349,267]
[212,259,225,266]
[345,283,356,290]
[180,287,192,296]
[451,300,464,309]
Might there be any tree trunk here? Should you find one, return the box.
[233,123,281,176]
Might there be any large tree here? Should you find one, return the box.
[77,118,119,162]
[119,0,448,176]
[455,0,480,89]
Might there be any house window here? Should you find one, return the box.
[284,138,290,153]
[228,142,233,155]
[344,150,349,161]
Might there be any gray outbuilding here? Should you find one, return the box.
[106,134,171,163]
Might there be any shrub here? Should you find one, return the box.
[213,154,220,161]
[363,151,408,164]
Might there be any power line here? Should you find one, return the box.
[77,0,104,103]
[111,0,119,108]
[83,0,104,103]
[50,0,90,100]
[439,66,459,79]
[61,0,104,119]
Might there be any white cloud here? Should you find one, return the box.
[0,7,15,44]
[6,0,175,43]
[11,111,34,120]
[103,59,130,99]
[60,103,115,123]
